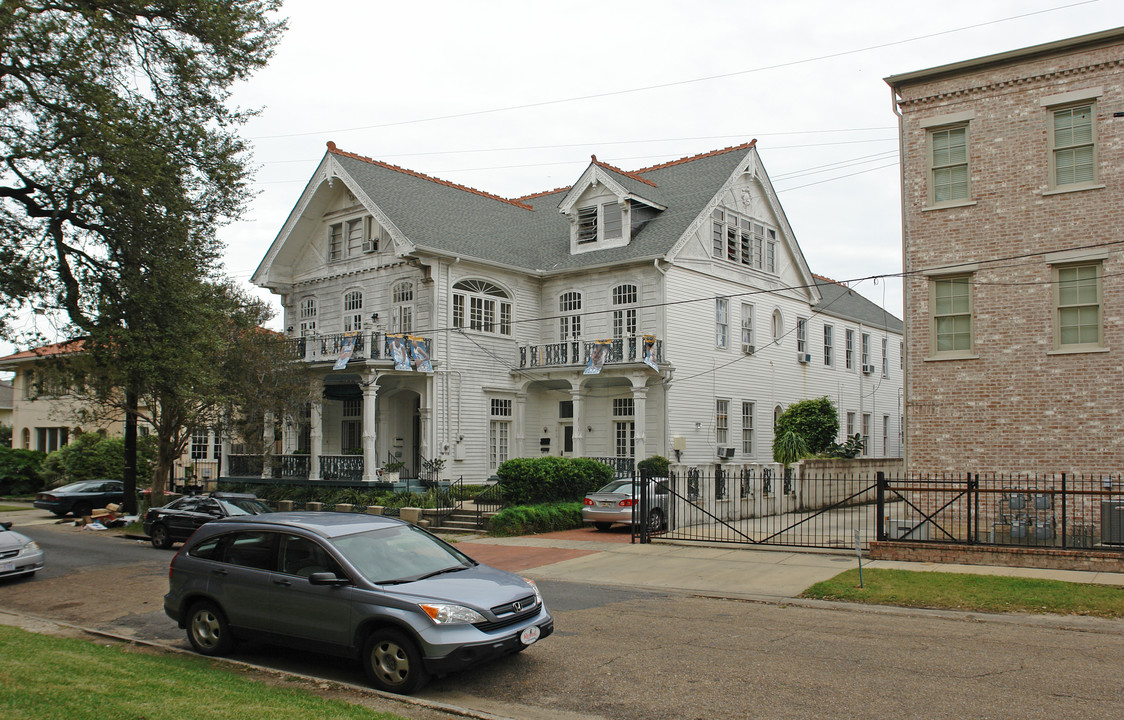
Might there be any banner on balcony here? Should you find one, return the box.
[333,333,358,370]
[389,334,412,371]
[584,339,611,375]
[642,334,658,371]
[409,335,433,372]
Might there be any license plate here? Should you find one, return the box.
[0,561,13,573]
[519,625,541,646]
[599,501,613,507]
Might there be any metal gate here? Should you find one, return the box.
[631,467,879,549]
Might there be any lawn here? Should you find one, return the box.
[0,626,411,720]
[801,568,1124,619]
[0,505,32,512]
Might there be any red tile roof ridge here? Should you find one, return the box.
[636,141,757,174]
[326,141,534,211]
[813,273,845,286]
[514,185,572,201]
[0,338,86,363]
[589,154,658,187]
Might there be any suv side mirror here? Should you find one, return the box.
[0,521,11,531]
[308,572,350,586]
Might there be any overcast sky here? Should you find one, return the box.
[4,0,1121,367]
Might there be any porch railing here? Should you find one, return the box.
[282,331,433,364]
[517,337,662,369]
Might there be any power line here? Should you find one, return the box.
[250,2,1098,140]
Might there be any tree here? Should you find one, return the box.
[773,397,840,461]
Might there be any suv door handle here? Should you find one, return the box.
[211,568,228,577]
[273,579,291,587]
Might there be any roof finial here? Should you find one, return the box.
[326,141,337,151]
[591,154,598,163]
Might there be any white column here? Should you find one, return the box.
[418,407,431,470]
[631,385,648,462]
[309,396,323,481]
[571,390,585,458]
[514,392,527,458]
[260,411,274,480]
[362,376,379,482]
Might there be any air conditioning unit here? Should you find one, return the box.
[717,447,735,459]
[888,519,930,540]
[862,364,875,374]
[742,343,755,355]
[361,239,378,253]
[797,352,811,364]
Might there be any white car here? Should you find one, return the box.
[0,521,44,580]
[581,478,669,532]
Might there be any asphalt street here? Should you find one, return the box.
[2,509,1123,720]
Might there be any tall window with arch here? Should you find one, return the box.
[612,284,637,338]
[343,290,363,333]
[299,297,317,337]
[391,281,414,333]
[771,309,783,344]
[559,291,582,340]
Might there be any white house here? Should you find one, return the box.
[247,141,902,483]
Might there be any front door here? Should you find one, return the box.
[560,423,573,457]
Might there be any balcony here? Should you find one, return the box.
[517,337,663,369]
[284,332,433,365]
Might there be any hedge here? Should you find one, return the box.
[487,502,584,537]
[496,456,614,505]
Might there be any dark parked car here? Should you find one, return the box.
[164,512,552,694]
[0,521,44,580]
[144,492,273,549]
[34,479,125,517]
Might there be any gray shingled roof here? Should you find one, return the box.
[332,145,751,273]
[813,277,902,332]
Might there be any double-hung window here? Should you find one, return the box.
[823,324,834,367]
[930,125,969,204]
[612,284,637,338]
[741,401,754,455]
[1055,262,1102,349]
[489,399,512,469]
[299,297,317,337]
[845,329,854,370]
[930,275,973,356]
[881,338,889,377]
[613,398,635,459]
[715,400,729,445]
[392,281,414,334]
[715,298,729,349]
[343,290,363,333]
[796,318,807,355]
[560,292,582,340]
[1051,104,1096,189]
[741,303,755,352]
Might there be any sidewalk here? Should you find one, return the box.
[454,527,1124,600]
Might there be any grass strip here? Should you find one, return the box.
[0,625,409,720]
[0,505,32,512]
[801,568,1124,618]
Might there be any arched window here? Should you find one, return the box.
[391,281,414,333]
[612,284,637,338]
[774,404,783,428]
[452,280,511,335]
[772,308,783,343]
[343,290,363,333]
[559,291,582,340]
[299,297,317,337]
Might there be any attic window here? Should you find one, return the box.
[577,207,598,244]
[575,202,624,245]
[711,208,778,274]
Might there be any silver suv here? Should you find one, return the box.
[164,512,552,693]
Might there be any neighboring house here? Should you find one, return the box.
[0,380,13,437]
[0,340,223,485]
[886,27,1124,475]
[250,140,903,483]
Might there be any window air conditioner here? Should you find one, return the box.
[862,364,875,374]
[362,239,378,253]
[797,352,811,364]
[717,447,735,458]
[742,343,755,355]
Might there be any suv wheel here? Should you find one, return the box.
[150,524,173,549]
[186,601,234,656]
[362,628,429,694]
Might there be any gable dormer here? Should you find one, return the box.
[558,156,666,255]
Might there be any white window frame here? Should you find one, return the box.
[612,284,637,339]
[715,399,729,445]
[613,398,635,459]
[489,398,512,470]
[845,329,855,370]
[343,290,363,333]
[299,297,317,337]
[392,281,414,334]
[715,298,729,349]
[741,401,754,455]
[452,280,511,336]
[796,317,807,354]
[881,337,889,377]
[771,309,783,343]
[711,208,778,273]
[741,303,755,352]
[560,291,582,341]
[823,324,834,367]
[861,333,871,368]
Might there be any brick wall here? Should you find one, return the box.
[870,541,1124,574]
[893,36,1124,475]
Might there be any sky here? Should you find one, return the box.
[4,0,1122,367]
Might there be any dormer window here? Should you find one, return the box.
[574,201,625,246]
[327,215,388,262]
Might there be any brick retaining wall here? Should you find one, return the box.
[869,541,1124,574]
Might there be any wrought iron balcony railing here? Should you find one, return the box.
[517,337,662,369]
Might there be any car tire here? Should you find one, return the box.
[150,524,173,550]
[362,628,429,694]
[593,522,613,532]
[646,508,665,532]
[71,502,92,518]
[186,601,234,657]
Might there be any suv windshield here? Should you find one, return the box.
[333,524,474,585]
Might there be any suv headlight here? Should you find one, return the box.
[524,578,543,606]
[419,603,486,625]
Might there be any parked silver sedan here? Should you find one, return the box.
[582,478,668,532]
[0,521,44,580]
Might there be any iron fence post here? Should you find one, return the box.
[875,472,886,542]
[973,473,980,544]
[1061,472,1067,549]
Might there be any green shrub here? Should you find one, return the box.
[496,457,614,505]
[0,447,46,496]
[39,432,157,487]
[637,455,669,476]
[488,502,583,537]
[774,397,839,459]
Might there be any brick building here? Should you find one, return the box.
[886,28,1124,475]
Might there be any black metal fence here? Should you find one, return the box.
[630,467,1124,552]
[880,472,1123,550]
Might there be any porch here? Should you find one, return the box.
[517,336,662,369]
[285,331,433,365]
